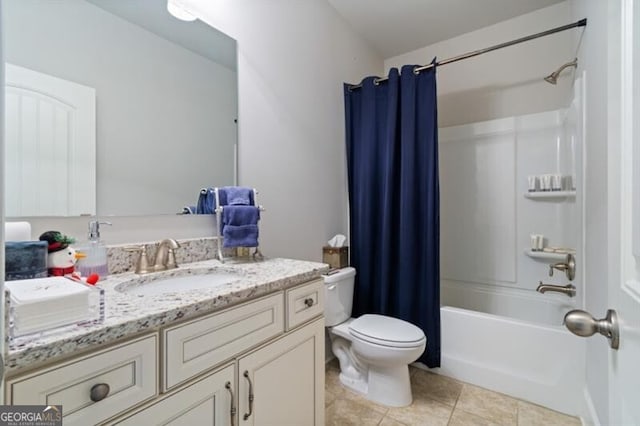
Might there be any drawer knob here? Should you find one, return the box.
[90,383,110,402]
[304,298,314,308]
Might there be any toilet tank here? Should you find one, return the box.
[323,267,356,327]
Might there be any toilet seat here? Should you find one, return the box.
[349,314,426,348]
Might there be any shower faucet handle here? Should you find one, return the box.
[548,253,576,281]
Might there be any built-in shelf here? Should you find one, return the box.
[524,191,576,200]
[524,250,573,261]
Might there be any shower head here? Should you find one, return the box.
[544,58,578,84]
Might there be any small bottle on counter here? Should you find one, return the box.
[76,220,112,279]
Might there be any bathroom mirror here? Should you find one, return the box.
[3,0,237,217]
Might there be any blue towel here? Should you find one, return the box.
[223,225,259,248]
[222,206,260,226]
[221,186,254,206]
[196,188,216,214]
[221,206,260,247]
[217,189,227,206]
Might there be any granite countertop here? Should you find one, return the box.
[5,257,328,376]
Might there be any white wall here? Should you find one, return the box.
[567,1,611,424]
[185,0,383,261]
[4,0,237,216]
[385,2,574,127]
[5,1,382,260]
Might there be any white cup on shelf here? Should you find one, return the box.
[530,234,545,251]
[530,234,537,251]
[540,174,552,191]
[527,175,538,192]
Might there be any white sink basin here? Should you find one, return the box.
[115,270,242,296]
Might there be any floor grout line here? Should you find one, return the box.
[325,367,579,426]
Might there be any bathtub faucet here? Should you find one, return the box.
[536,281,576,297]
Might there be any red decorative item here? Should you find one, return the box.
[86,274,100,285]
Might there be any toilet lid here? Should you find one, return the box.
[349,314,426,348]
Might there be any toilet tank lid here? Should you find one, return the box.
[349,314,425,344]
[323,266,356,284]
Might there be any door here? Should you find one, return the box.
[114,364,235,426]
[238,318,324,426]
[4,63,96,216]
[609,1,640,424]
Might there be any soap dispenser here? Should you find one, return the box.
[76,220,112,278]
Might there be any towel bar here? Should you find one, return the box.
[213,188,264,263]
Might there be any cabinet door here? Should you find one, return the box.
[114,364,235,426]
[238,317,324,426]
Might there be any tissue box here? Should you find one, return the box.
[322,246,349,269]
[5,241,48,281]
[6,276,105,339]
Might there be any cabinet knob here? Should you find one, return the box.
[90,383,110,402]
[304,298,314,308]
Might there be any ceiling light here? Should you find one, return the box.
[167,0,197,22]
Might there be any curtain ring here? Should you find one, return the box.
[373,78,380,86]
[413,66,420,75]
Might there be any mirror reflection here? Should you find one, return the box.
[3,0,238,217]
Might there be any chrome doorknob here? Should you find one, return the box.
[563,309,619,349]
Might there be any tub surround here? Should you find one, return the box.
[4,255,328,375]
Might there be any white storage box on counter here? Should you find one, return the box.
[6,276,104,339]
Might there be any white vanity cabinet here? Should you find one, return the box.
[114,363,235,426]
[5,277,325,426]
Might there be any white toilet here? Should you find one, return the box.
[324,267,426,407]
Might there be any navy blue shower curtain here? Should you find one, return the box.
[344,64,440,367]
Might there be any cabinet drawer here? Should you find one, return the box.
[7,334,158,426]
[286,279,324,330]
[164,292,284,390]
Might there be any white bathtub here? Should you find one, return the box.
[430,306,586,417]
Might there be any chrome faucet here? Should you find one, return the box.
[536,281,576,297]
[152,239,181,271]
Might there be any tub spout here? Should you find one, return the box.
[536,281,576,297]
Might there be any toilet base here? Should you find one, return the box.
[329,320,422,408]
[338,371,368,395]
[366,364,412,407]
[339,364,412,407]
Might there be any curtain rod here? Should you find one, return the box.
[348,18,587,91]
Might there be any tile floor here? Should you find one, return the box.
[325,360,581,426]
